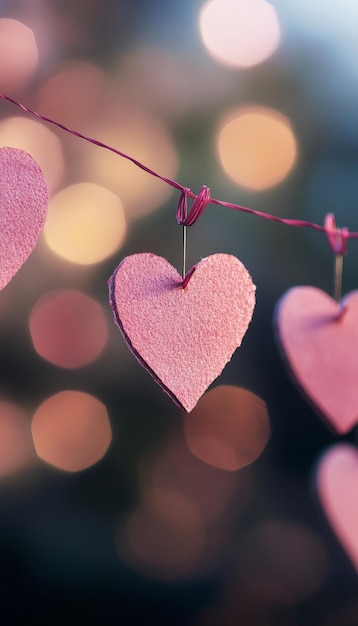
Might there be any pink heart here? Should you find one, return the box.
[316,443,358,571]
[275,286,358,434]
[109,253,256,411]
[0,147,49,290]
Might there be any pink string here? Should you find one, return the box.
[0,93,183,192]
[181,265,197,289]
[1,92,358,248]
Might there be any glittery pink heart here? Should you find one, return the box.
[316,443,358,571]
[109,253,256,411]
[275,286,358,434]
[0,147,49,290]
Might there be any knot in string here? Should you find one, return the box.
[177,185,211,227]
[324,213,349,255]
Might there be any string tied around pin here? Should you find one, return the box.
[177,185,211,227]
[176,185,211,284]
[324,213,349,302]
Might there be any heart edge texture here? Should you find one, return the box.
[0,146,49,290]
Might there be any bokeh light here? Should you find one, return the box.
[0,116,64,192]
[0,400,34,477]
[216,105,297,190]
[0,19,38,91]
[37,60,112,129]
[43,182,127,264]
[31,391,112,472]
[116,48,190,119]
[237,519,329,603]
[82,107,178,219]
[29,289,108,368]
[136,428,255,577]
[115,47,238,120]
[117,488,206,580]
[140,431,253,523]
[184,386,270,471]
[199,0,280,68]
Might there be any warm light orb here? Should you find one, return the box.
[83,108,178,219]
[0,116,64,192]
[117,488,206,580]
[140,433,251,524]
[43,182,127,265]
[37,60,111,129]
[185,386,270,471]
[216,105,297,190]
[199,0,280,68]
[116,47,240,120]
[31,391,112,472]
[29,289,108,368]
[0,400,34,477]
[0,19,38,91]
[116,48,189,119]
[238,519,328,602]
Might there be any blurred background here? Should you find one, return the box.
[1,1,358,624]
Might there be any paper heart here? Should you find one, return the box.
[109,253,256,411]
[275,286,358,434]
[316,443,358,571]
[0,147,49,290]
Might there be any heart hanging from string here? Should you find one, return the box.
[109,252,256,411]
[0,147,49,290]
[274,216,357,434]
[275,286,358,434]
[316,443,358,571]
[3,94,358,421]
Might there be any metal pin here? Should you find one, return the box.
[182,225,187,279]
[333,253,343,302]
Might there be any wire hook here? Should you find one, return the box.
[177,185,211,281]
[324,213,349,301]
